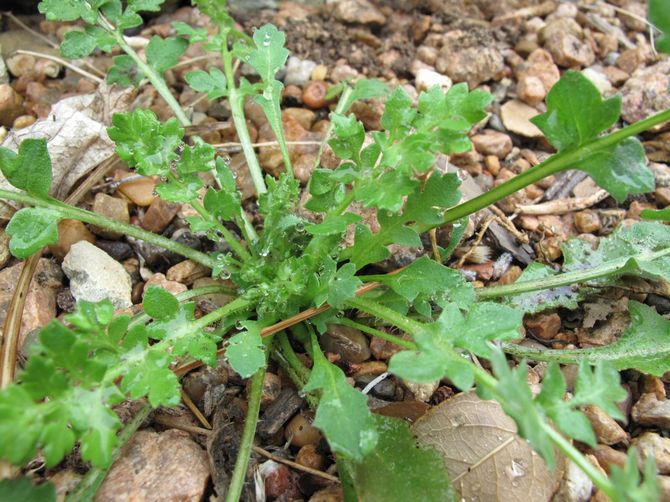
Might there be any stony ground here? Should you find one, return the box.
[0,0,669,501]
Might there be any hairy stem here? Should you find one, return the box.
[0,189,216,268]
[335,317,417,350]
[225,366,266,502]
[345,296,424,335]
[188,198,252,261]
[222,45,267,195]
[313,85,354,170]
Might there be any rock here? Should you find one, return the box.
[95,240,134,262]
[62,241,132,309]
[538,18,583,44]
[330,63,359,83]
[525,313,561,340]
[329,0,386,25]
[12,114,36,130]
[415,68,452,92]
[284,56,317,87]
[166,259,210,285]
[91,193,129,239]
[436,45,504,89]
[192,277,233,307]
[544,32,595,68]
[500,99,543,137]
[403,379,439,402]
[0,84,24,127]
[602,66,629,86]
[49,219,96,261]
[115,171,157,207]
[97,429,209,502]
[143,272,188,296]
[615,48,645,75]
[370,335,405,360]
[282,107,316,130]
[590,444,627,473]
[515,49,560,97]
[553,459,593,502]
[517,75,546,105]
[582,405,627,445]
[321,324,371,364]
[302,80,329,109]
[0,229,9,268]
[350,99,384,130]
[229,152,255,200]
[471,129,512,158]
[141,197,179,233]
[631,393,670,429]
[574,210,601,234]
[621,61,670,125]
[656,187,670,206]
[0,258,62,347]
[582,68,613,95]
[633,432,670,474]
[5,53,35,77]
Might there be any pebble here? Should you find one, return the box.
[91,193,130,239]
[615,48,645,75]
[285,413,323,447]
[94,239,133,262]
[415,68,452,92]
[591,444,627,473]
[538,18,583,44]
[115,171,157,207]
[329,0,386,25]
[282,107,316,130]
[0,229,9,268]
[311,64,327,81]
[97,429,209,502]
[436,45,504,89]
[631,393,670,429]
[320,324,371,364]
[0,258,61,347]
[0,83,24,127]
[633,432,670,475]
[554,459,593,502]
[262,461,301,500]
[5,53,35,78]
[621,60,670,125]
[582,405,627,445]
[12,114,35,130]
[525,313,561,340]
[140,197,179,234]
[295,444,325,471]
[544,32,595,68]
[471,129,512,159]
[500,99,543,138]
[166,259,210,285]
[62,241,132,309]
[517,75,546,105]
[302,80,329,109]
[369,335,405,360]
[330,63,359,83]
[229,152,256,201]
[143,272,188,296]
[284,56,317,87]
[581,68,613,95]
[403,380,439,402]
[574,210,602,234]
[356,373,396,399]
[655,187,670,206]
[48,219,96,261]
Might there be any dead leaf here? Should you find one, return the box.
[412,391,563,501]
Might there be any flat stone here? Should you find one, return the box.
[143,272,187,296]
[115,171,157,207]
[140,197,179,234]
[166,259,210,286]
[500,99,543,138]
[97,429,209,502]
[62,241,132,309]
[436,45,504,89]
[471,129,513,159]
[633,432,670,475]
[91,193,129,239]
[582,405,627,445]
[621,60,670,125]
[49,219,96,261]
[415,68,452,92]
[321,324,370,364]
[632,393,670,429]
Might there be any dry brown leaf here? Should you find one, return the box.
[412,391,563,501]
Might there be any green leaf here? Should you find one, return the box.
[155,176,203,203]
[143,286,179,320]
[121,348,180,407]
[610,449,660,502]
[61,29,98,59]
[108,109,183,175]
[146,36,188,74]
[244,24,289,82]
[352,416,457,502]
[329,113,365,161]
[172,21,209,44]
[304,334,378,461]
[226,321,265,378]
[0,139,53,197]
[127,0,165,12]
[305,213,361,236]
[106,55,144,87]
[649,0,670,54]
[0,478,56,502]
[177,142,216,175]
[38,0,98,23]
[328,263,362,309]
[185,68,227,100]
[506,301,670,376]
[6,208,60,258]
[641,207,670,221]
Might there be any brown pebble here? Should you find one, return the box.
[115,170,157,207]
[525,313,561,340]
[295,444,326,471]
[49,219,96,260]
[12,114,36,130]
[141,197,179,233]
[574,210,601,233]
[590,444,627,473]
[302,80,329,109]
[285,414,323,447]
[91,193,130,239]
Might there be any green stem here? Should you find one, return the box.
[0,189,216,268]
[313,85,354,170]
[335,318,416,350]
[222,45,267,195]
[65,402,153,502]
[345,297,424,335]
[188,199,252,261]
[477,247,670,299]
[100,18,191,128]
[225,366,266,502]
[191,297,251,332]
[277,332,311,383]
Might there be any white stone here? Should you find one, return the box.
[553,460,594,502]
[284,56,317,87]
[500,99,543,138]
[62,241,132,309]
[582,68,613,95]
[415,68,452,92]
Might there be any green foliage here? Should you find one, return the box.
[0,478,56,502]
[610,449,660,502]
[5,208,60,258]
[352,416,457,502]
[226,321,266,378]
[0,139,52,197]
[145,36,188,74]
[303,334,378,461]
[649,0,670,54]
[531,71,653,201]
[185,67,228,100]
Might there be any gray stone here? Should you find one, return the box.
[62,241,132,309]
[284,56,317,87]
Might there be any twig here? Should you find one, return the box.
[3,11,58,49]
[14,49,103,83]
[455,216,494,268]
[181,389,212,430]
[516,189,609,215]
[212,140,323,151]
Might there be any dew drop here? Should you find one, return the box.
[220,269,231,280]
[296,222,305,233]
[235,320,244,330]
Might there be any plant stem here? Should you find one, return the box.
[412,106,670,233]
[314,86,354,170]
[225,366,266,502]
[99,17,191,128]
[65,402,153,502]
[188,198,252,261]
[0,189,216,268]
[345,297,424,335]
[477,247,670,299]
[222,45,267,195]
[277,332,311,383]
[335,318,417,350]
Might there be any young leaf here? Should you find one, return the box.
[641,207,670,221]
[0,138,53,197]
[531,71,653,202]
[106,55,144,87]
[60,28,99,59]
[304,334,378,461]
[226,321,266,378]
[329,113,365,161]
[185,68,227,100]
[38,0,98,23]
[0,477,56,502]
[327,263,362,309]
[352,416,457,502]
[649,0,670,54]
[145,36,188,74]
[120,347,180,407]
[245,24,289,82]
[6,208,61,258]
[609,449,660,501]
[143,286,179,320]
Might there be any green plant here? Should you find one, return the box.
[0,0,669,500]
